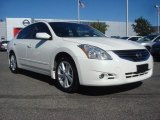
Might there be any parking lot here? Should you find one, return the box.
[0,51,160,120]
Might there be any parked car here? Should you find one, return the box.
[137,34,160,51]
[121,36,142,41]
[7,22,153,92]
[151,42,160,60]
[0,41,9,51]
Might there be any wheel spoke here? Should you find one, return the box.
[58,73,65,79]
[59,65,64,73]
[66,74,73,83]
[61,62,66,71]
[64,77,69,88]
[65,63,70,73]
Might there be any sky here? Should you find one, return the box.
[0,0,160,26]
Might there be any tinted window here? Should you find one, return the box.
[17,24,35,39]
[49,22,105,37]
[17,22,52,40]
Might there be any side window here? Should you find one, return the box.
[17,24,35,39]
[17,23,52,40]
[32,23,52,40]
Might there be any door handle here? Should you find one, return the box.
[27,44,32,48]
[14,43,17,46]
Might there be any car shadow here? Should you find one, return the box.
[18,69,142,96]
[77,82,142,96]
[18,69,54,85]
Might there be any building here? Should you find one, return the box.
[6,18,32,41]
[0,18,137,41]
[106,21,136,37]
[0,21,6,41]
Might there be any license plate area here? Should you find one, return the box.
[137,64,148,73]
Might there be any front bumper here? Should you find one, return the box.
[75,52,153,86]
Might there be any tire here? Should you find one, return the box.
[9,53,19,73]
[55,57,79,93]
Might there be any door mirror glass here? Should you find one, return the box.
[36,32,51,40]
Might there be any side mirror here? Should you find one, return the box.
[36,32,51,40]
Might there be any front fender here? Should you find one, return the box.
[49,44,87,80]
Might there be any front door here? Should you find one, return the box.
[26,39,53,73]
[25,22,54,73]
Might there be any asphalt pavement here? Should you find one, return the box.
[0,52,160,120]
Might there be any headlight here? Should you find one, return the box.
[78,44,112,60]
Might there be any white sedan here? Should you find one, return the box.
[7,22,153,92]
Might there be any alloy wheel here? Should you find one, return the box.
[57,61,73,88]
[10,54,17,71]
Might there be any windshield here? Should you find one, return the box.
[49,22,106,37]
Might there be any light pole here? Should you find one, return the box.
[78,0,80,22]
[155,5,159,34]
[126,0,128,37]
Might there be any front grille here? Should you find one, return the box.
[113,49,150,62]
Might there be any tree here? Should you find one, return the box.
[132,17,154,36]
[90,22,109,34]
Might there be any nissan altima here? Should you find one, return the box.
[7,22,153,92]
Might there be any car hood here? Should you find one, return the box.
[62,37,145,50]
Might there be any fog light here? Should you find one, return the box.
[99,74,105,79]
